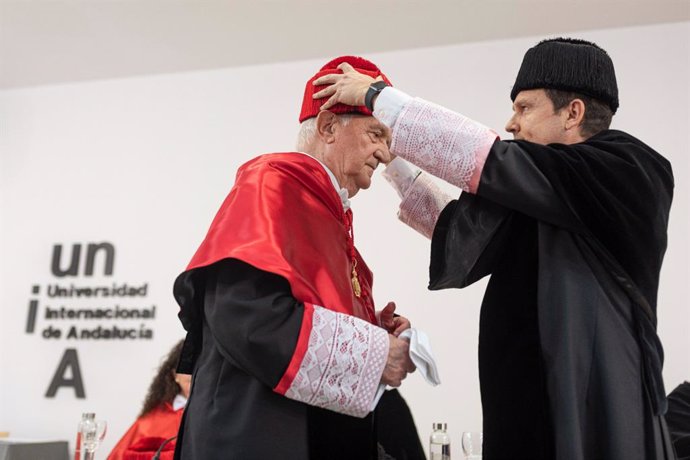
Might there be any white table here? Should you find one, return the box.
[0,439,69,460]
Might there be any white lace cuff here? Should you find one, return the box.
[283,305,389,418]
[398,172,454,239]
[382,157,421,199]
[373,87,412,129]
[391,97,497,193]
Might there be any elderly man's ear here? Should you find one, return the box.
[316,110,338,144]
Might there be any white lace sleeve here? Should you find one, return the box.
[382,159,453,239]
[398,172,454,239]
[391,97,497,193]
[283,305,389,418]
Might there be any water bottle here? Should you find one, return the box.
[430,422,451,460]
[74,413,95,460]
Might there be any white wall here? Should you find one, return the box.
[1,21,688,456]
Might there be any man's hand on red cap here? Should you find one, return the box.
[312,62,381,111]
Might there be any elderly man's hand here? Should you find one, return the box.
[312,62,379,110]
[381,334,416,387]
[378,301,411,337]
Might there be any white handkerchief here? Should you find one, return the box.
[399,328,441,386]
[371,327,441,410]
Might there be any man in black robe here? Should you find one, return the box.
[313,38,676,459]
[173,56,415,460]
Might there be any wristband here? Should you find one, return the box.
[364,81,390,112]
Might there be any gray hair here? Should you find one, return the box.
[296,113,354,152]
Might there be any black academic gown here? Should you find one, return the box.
[173,259,377,460]
[429,130,675,460]
[375,389,426,460]
[667,382,690,459]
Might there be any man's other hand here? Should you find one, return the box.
[378,301,411,337]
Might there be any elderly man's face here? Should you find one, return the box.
[505,89,570,145]
[327,115,392,197]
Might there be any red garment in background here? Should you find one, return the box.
[106,402,182,460]
[122,436,176,460]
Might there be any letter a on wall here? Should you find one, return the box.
[46,348,86,398]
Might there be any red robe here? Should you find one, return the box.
[173,153,387,459]
[107,402,182,460]
[180,152,376,392]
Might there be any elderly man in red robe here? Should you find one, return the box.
[173,56,415,460]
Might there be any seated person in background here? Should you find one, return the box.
[107,340,190,460]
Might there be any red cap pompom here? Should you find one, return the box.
[299,56,392,122]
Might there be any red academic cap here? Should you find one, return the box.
[299,55,392,122]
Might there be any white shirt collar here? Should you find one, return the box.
[295,152,351,211]
[172,393,187,411]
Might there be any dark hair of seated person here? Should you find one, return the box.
[139,340,185,417]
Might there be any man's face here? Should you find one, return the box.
[326,115,392,197]
[505,89,569,145]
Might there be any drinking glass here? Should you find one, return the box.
[461,431,483,459]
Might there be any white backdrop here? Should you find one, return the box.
[1,21,688,457]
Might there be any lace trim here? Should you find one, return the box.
[284,305,389,418]
[398,172,454,239]
[391,97,497,193]
[382,157,420,199]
